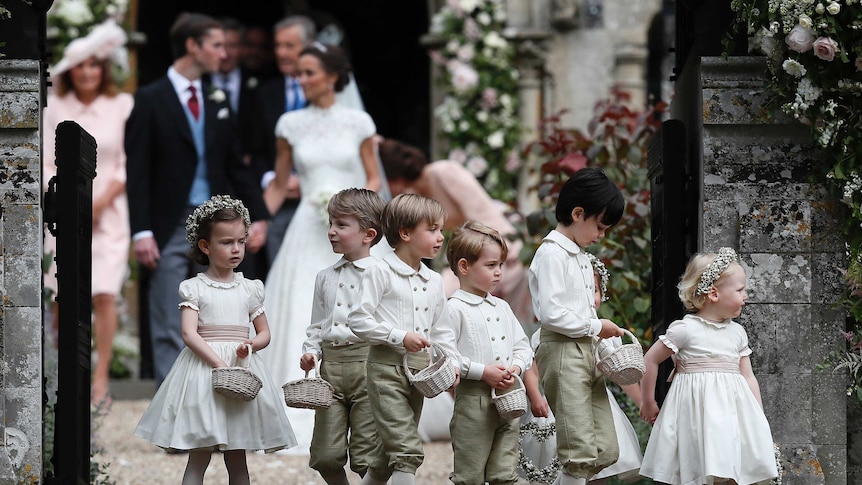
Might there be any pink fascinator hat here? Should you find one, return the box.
[51,19,128,78]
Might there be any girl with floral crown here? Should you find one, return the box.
[518,252,642,484]
[640,248,778,484]
[135,195,296,483]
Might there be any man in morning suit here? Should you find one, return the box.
[250,15,316,265]
[125,12,268,385]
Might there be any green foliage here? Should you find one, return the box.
[520,88,667,342]
[429,0,523,201]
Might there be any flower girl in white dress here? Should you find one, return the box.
[640,248,778,485]
[519,253,642,484]
[135,196,296,483]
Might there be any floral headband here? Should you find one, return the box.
[585,252,609,302]
[185,195,251,246]
[696,247,739,295]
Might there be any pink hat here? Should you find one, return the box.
[51,19,128,78]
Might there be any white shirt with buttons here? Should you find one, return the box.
[302,256,377,356]
[348,252,447,349]
[528,230,602,339]
[432,289,532,381]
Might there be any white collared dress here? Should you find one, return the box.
[640,314,777,485]
[135,273,296,453]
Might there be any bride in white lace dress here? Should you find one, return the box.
[261,43,382,453]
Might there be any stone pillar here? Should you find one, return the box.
[505,29,552,213]
[693,56,846,484]
[0,59,45,484]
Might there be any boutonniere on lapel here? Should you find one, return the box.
[217,107,230,120]
[246,77,258,89]
[208,87,226,103]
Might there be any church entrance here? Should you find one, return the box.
[134,0,431,154]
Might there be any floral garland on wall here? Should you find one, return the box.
[728,0,862,404]
[46,0,129,64]
[429,0,522,202]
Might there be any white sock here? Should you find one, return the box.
[391,470,415,485]
[359,474,389,485]
[321,470,349,485]
[558,473,587,485]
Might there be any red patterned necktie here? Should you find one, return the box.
[187,85,200,120]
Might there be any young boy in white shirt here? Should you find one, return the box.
[433,221,532,485]
[348,194,456,485]
[299,188,386,485]
[528,167,626,485]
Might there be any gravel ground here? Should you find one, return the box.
[97,399,456,484]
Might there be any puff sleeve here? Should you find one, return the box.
[178,279,200,312]
[248,279,266,320]
[737,325,752,357]
[658,319,689,354]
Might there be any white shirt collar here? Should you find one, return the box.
[167,66,202,102]
[334,255,376,271]
[543,229,582,255]
[448,289,497,306]
[383,252,432,281]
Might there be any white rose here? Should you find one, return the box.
[448,61,479,93]
[785,25,816,53]
[477,12,491,26]
[487,130,505,148]
[459,120,470,131]
[782,59,807,77]
[460,0,480,12]
[483,31,508,49]
[798,14,813,29]
[500,94,512,108]
[209,89,226,103]
[446,39,460,53]
[448,148,468,163]
[476,111,489,122]
[827,2,841,14]
[815,3,825,14]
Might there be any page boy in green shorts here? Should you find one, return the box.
[300,188,385,485]
[528,167,626,485]
[433,221,533,485]
[349,194,457,485]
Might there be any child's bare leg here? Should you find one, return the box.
[223,450,250,485]
[182,450,211,485]
[359,473,388,485]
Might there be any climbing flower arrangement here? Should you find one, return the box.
[429,0,522,201]
[729,0,862,400]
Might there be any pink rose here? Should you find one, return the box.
[812,37,839,61]
[785,25,815,53]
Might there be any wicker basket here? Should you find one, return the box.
[491,374,528,420]
[283,359,334,410]
[595,329,645,386]
[212,344,263,401]
[403,343,456,398]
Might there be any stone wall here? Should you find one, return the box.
[690,56,846,484]
[0,59,44,484]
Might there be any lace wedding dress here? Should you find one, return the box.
[262,103,377,453]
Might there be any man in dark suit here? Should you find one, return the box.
[126,12,268,385]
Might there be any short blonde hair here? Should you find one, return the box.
[327,188,385,245]
[382,194,446,248]
[677,251,742,311]
[447,221,508,272]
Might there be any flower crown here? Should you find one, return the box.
[696,247,739,295]
[585,252,609,302]
[185,195,251,246]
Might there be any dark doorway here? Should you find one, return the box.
[134,0,431,154]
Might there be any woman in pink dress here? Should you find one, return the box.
[378,138,532,325]
[43,20,133,406]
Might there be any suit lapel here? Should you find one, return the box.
[156,78,194,147]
